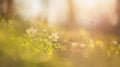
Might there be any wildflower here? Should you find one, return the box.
[49,32,59,42]
[26,27,38,37]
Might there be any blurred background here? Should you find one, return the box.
[0,0,120,67]
[0,0,119,28]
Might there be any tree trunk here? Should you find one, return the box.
[0,0,7,17]
[67,0,75,29]
[6,0,13,19]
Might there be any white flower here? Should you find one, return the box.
[26,27,38,37]
[49,32,59,42]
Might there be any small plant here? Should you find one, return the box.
[0,19,62,62]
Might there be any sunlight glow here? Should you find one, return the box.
[14,0,42,20]
[86,0,96,7]
[48,0,69,27]
[74,0,118,28]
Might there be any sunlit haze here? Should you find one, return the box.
[0,0,120,67]
[13,0,118,28]
[14,0,42,21]
[74,0,118,27]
